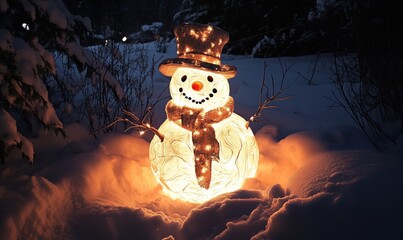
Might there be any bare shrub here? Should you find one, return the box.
[330,54,401,150]
[50,42,161,137]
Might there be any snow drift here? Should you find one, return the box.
[1,122,402,240]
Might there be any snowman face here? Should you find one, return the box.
[170,67,230,111]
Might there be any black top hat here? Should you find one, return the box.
[159,23,237,79]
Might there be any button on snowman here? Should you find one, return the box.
[149,23,259,203]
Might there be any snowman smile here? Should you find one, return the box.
[179,87,218,105]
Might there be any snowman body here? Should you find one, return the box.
[149,68,259,203]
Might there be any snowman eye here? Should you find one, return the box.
[207,76,213,82]
[181,75,187,82]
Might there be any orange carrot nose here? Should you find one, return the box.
[192,81,204,91]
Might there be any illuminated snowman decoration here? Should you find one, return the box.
[149,23,259,203]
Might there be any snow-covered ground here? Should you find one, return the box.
[1,42,403,240]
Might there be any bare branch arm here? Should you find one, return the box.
[245,60,292,128]
[95,109,165,142]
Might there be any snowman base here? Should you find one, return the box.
[149,113,259,203]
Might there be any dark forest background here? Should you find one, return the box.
[67,0,402,57]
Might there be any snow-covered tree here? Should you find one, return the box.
[0,0,91,163]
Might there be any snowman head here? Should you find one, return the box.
[159,23,237,107]
[170,67,230,111]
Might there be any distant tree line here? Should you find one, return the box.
[174,0,383,57]
[65,0,181,42]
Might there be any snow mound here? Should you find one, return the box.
[2,123,403,240]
